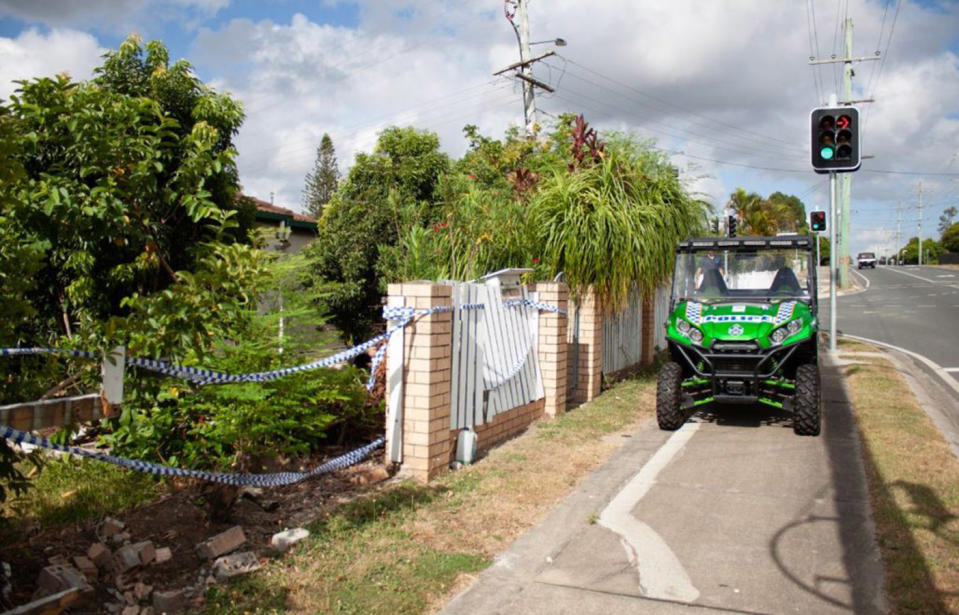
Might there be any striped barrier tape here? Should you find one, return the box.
[1,423,384,487]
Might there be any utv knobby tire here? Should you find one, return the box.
[657,361,685,430]
[793,363,822,436]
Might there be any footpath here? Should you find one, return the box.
[440,352,886,615]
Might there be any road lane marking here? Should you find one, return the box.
[598,422,701,603]
[883,268,939,283]
[850,268,871,289]
[945,368,959,373]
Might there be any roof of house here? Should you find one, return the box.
[245,196,318,231]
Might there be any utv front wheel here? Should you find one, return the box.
[657,362,685,430]
[793,363,821,436]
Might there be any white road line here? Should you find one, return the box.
[598,422,701,602]
[945,368,959,373]
[839,334,959,398]
[883,267,939,283]
[849,267,871,289]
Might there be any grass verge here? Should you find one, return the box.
[840,347,959,614]
[203,372,657,614]
[1,456,164,530]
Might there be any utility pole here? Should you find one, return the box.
[516,0,535,132]
[496,0,557,134]
[918,181,923,266]
[896,202,902,265]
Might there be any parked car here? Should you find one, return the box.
[857,252,877,269]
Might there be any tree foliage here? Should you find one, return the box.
[305,127,450,341]
[303,133,340,219]
[899,237,944,264]
[939,206,957,236]
[942,222,959,253]
[727,188,808,236]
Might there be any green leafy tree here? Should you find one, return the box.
[939,206,957,235]
[939,222,959,253]
[0,36,263,506]
[900,237,944,264]
[303,133,340,219]
[305,127,450,341]
[728,189,808,236]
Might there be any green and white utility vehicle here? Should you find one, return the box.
[657,235,822,435]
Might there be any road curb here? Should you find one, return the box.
[839,333,959,405]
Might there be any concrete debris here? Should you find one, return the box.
[72,555,98,581]
[196,526,246,560]
[87,542,112,568]
[153,546,173,565]
[134,541,156,566]
[35,564,92,598]
[121,606,141,615]
[101,517,126,538]
[153,588,186,614]
[112,531,132,545]
[114,545,143,573]
[270,528,310,552]
[134,581,153,601]
[212,551,261,582]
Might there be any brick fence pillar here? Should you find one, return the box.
[574,288,603,404]
[534,282,569,418]
[386,282,452,482]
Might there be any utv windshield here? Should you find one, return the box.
[672,248,813,304]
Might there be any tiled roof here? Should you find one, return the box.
[244,196,317,224]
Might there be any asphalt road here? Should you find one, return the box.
[441,355,885,615]
[829,265,959,384]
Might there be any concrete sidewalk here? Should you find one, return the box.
[440,355,886,614]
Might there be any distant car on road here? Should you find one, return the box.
[857,252,877,269]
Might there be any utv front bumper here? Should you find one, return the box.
[671,339,808,409]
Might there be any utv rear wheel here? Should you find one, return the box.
[793,363,821,436]
[657,361,685,430]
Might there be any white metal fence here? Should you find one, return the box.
[602,286,643,374]
[449,281,543,430]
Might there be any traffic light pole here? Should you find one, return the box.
[829,171,838,352]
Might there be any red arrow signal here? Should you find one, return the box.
[836,115,851,130]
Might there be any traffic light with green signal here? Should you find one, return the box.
[811,106,861,173]
[810,211,826,232]
[727,215,737,238]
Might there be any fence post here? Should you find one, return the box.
[574,288,603,404]
[535,282,568,417]
[387,282,453,482]
[641,292,656,365]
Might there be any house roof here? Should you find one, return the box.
[244,196,317,231]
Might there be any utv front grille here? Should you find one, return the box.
[711,341,760,353]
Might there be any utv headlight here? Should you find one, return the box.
[689,328,704,344]
[787,319,803,336]
[770,327,787,344]
[677,319,691,335]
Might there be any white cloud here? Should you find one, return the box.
[0,27,104,99]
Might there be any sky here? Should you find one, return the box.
[0,0,957,260]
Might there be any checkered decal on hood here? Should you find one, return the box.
[685,301,702,324]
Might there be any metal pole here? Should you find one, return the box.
[829,171,838,352]
[816,233,821,275]
[918,181,923,266]
[517,0,536,133]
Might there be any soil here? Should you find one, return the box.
[0,447,390,614]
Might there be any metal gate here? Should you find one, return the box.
[449,279,543,430]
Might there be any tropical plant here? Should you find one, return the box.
[529,134,708,309]
[942,222,959,253]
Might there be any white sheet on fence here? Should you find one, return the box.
[450,283,543,430]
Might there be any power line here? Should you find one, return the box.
[556,55,805,150]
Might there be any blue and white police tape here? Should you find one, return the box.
[1,300,563,390]
[1,423,385,487]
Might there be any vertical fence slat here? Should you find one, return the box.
[386,294,406,463]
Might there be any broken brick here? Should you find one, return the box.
[195,526,246,560]
[152,589,186,614]
[87,542,112,569]
[72,555,98,581]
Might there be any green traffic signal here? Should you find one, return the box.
[820,146,834,160]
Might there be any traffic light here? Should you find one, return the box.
[727,215,737,238]
[810,210,826,232]
[810,106,861,173]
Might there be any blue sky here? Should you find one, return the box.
[0,0,957,259]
